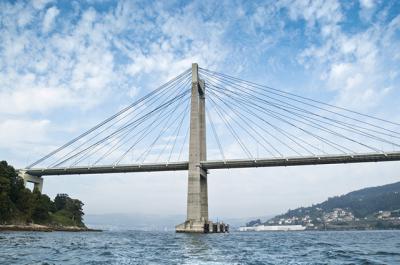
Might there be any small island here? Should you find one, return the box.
[0,161,99,232]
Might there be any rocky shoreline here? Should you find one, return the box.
[0,224,102,232]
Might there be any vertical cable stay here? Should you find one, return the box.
[129,91,191,164]
[32,70,192,168]
[27,69,191,169]
[53,73,192,168]
[206,80,352,155]
[209,83,383,154]
[200,70,400,150]
[96,90,191,166]
[204,77,329,156]
[206,107,226,161]
[202,72,400,140]
[199,69,400,157]
[177,126,190,162]
[165,101,190,163]
[207,89,282,157]
[53,83,191,168]
[210,85,325,156]
[207,91,254,160]
[80,76,192,166]
[200,68,400,127]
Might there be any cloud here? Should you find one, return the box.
[0,119,50,154]
[32,0,53,10]
[121,2,228,83]
[0,6,117,114]
[360,0,375,9]
[42,6,60,33]
[1,0,399,218]
[286,1,400,110]
[0,87,71,114]
[279,0,343,28]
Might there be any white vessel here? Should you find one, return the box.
[239,225,306,232]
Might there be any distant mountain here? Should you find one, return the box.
[246,181,400,227]
[84,213,185,231]
[85,213,270,231]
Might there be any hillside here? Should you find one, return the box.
[278,181,400,220]
[246,181,400,229]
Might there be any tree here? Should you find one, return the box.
[0,192,13,223]
[15,188,35,221]
[0,161,86,227]
[53,193,85,227]
[31,191,54,223]
[66,198,84,226]
[54,193,69,211]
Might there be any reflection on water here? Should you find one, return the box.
[0,230,400,264]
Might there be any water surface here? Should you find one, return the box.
[1,230,399,264]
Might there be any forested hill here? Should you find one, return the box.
[0,161,85,227]
[273,181,400,221]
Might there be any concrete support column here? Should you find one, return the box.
[199,79,208,221]
[187,63,203,221]
[18,171,43,193]
[33,179,44,193]
[176,63,227,233]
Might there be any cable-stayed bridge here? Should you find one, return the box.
[19,64,400,233]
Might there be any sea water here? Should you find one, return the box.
[1,230,400,264]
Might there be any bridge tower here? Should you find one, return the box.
[176,63,226,233]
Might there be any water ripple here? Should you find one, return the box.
[0,230,399,264]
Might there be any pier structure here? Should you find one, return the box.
[175,63,227,233]
[18,171,43,193]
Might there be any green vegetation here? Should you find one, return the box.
[245,181,400,230]
[0,161,85,227]
[276,181,400,221]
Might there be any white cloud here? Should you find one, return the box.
[122,3,228,83]
[360,0,375,9]
[0,86,74,114]
[42,6,60,33]
[279,0,342,28]
[0,119,50,151]
[289,1,400,111]
[32,0,53,10]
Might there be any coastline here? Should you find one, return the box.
[0,224,102,232]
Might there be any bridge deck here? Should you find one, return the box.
[22,152,400,176]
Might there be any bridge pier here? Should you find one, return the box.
[18,171,43,193]
[175,63,227,233]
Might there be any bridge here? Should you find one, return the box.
[19,63,400,233]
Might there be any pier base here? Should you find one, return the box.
[175,220,228,233]
[18,171,43,193]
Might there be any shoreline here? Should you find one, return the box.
[0,224,102,232]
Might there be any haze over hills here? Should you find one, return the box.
[86,182,400,231]
[85,213,273,231]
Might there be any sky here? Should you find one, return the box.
[1,0,400,221]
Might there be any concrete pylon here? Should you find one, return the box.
[176,64,227,233]
[176,63,207,232]
[186,63,207,223]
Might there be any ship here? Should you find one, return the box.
[239,225,306,232]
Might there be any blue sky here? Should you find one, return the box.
[1,0,400,219]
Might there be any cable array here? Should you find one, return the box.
[199,68,400,160]
[28,67,400,169]
[29,69,192,169]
